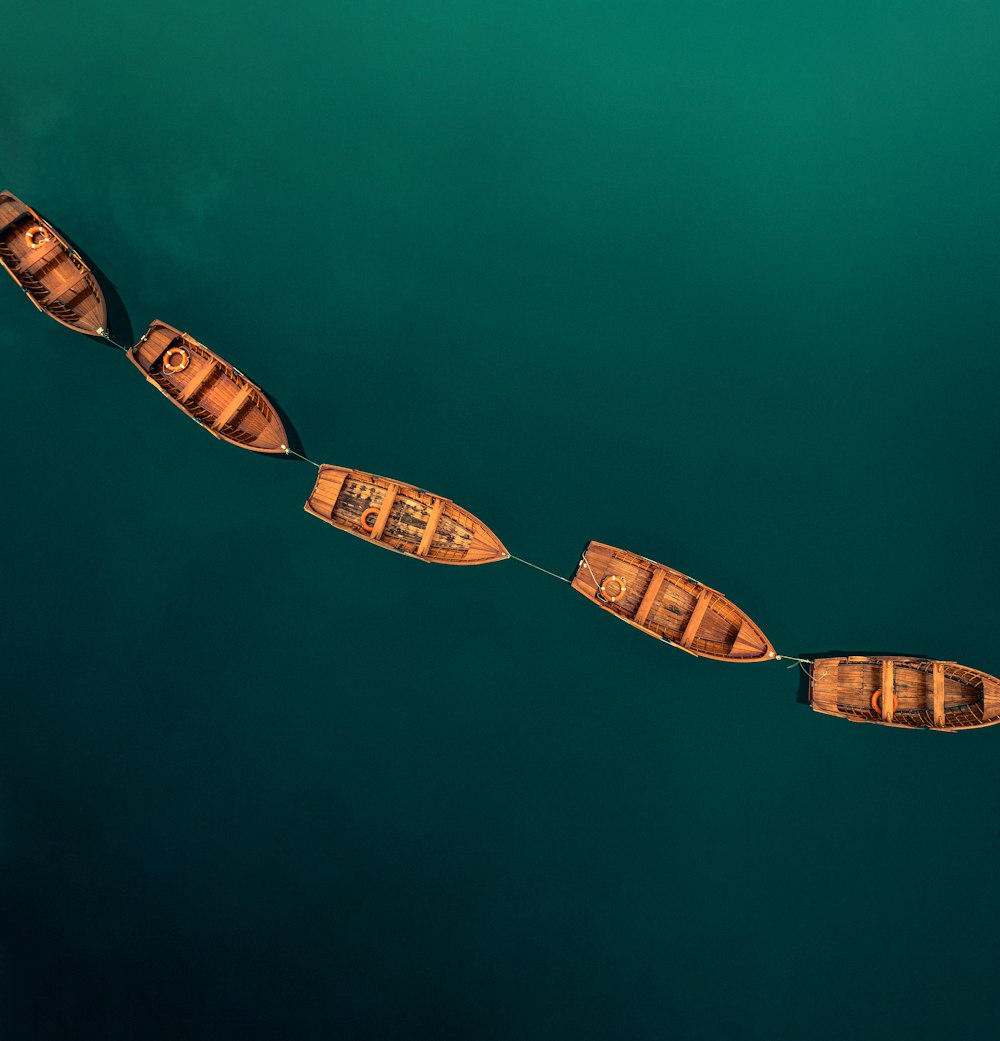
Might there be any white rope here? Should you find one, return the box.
[578,551,609,601]
[285,448,321,468]
[775,653,812,665]
[508,554,570,584]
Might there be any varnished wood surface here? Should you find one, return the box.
[0,190,108,336]
[571,540,775,662]
[304,465,509,565]
[809,655,1000,731]
[127,320,288,454]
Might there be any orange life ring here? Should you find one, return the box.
[25,225,51,249]
[162,346,190,373]
[361,508,379,532]
[870,688,895,715]
[600,575,627,603]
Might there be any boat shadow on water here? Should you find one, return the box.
[52,222,134,350]
[792,648,932,705]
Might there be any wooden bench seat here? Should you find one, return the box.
[17,237,62,272]
[880,660,895,722]
[678,588,712,647]
[416,498,446,557]
[213,383,254,431]
[932,663,945,727]
[369,484,398,541]
[633,568,665,627]
[178,359,217,404]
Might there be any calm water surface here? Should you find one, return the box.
[3,3,1000,1038]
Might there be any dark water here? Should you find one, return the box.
[3,3,1000,1038]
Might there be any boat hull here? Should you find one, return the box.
[127,320,288,454]
[571,541,775,662]
[305,465,509,565]
[0,190,108,336]
[809,655,1000,731]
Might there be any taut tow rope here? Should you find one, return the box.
[285,448,321,468]
[101,333,128,352]
[508,554,570,584]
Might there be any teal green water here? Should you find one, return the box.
[4,3,1000,1038]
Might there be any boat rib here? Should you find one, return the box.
[809,655,1000,731]
[0,190,108,336]
[304,465,509,565]
[127,320,288,454]
[571,540,775,662]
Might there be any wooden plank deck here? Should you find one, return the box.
[0,211,28,240]
[318,468,350,516]
[730,620,762,658]
[52,271,89,302]
[213,383,253,430]
[18,237,61,272]
[178,359,217,404]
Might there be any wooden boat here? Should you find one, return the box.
[305,465,509,565]
[0,190,108,336]
[127,320,288,454]
[571,540,775,662]
[809,655,1000,731]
